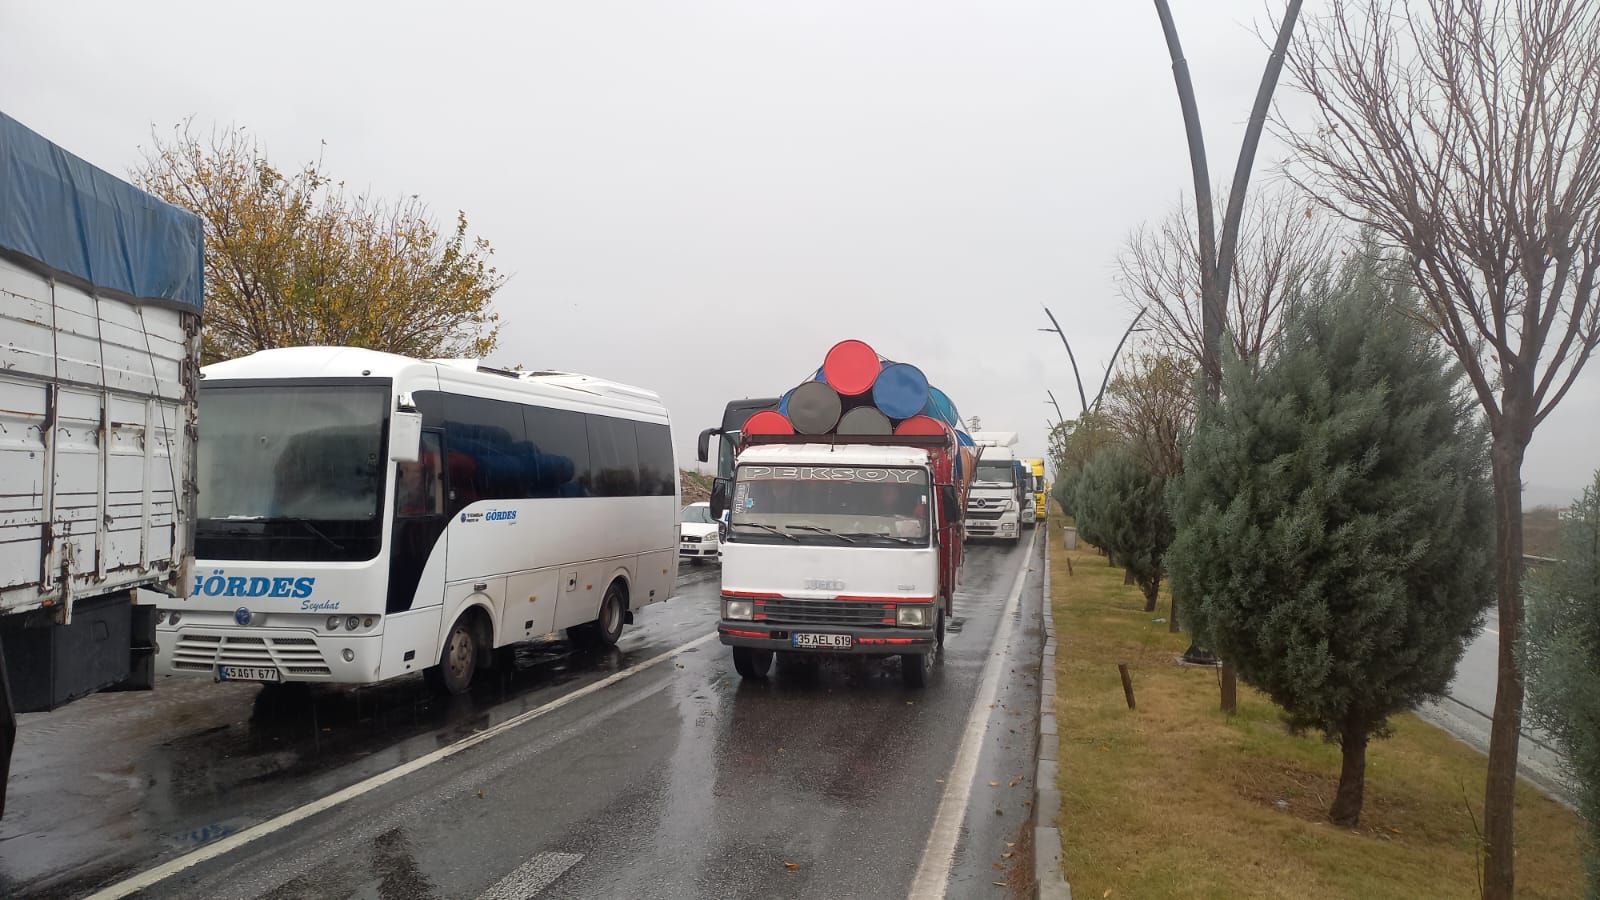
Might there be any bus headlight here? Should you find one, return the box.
[169,611,181,626]
[346,616,360,631]
[327,616,341,630]
[153,610,167,626]
[724,600,754,621]
[897,605,932,627]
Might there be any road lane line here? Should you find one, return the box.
[86,632,718,900]
[908,534,1039,899]
[477,852,584,899]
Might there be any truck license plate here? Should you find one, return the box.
[218,665,280,682]
[791,633,852,650]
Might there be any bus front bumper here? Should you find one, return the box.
[156,624,383,683]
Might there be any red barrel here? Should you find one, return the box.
[742,410,795,435]
[894,415,951,436]
[821,339,881,396]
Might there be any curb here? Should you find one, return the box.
[1032,523,1072,900]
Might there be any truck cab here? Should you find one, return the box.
[716,439,964,688]
[964,431,1022,543]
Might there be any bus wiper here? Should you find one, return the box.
[734,521,799,542]
[787,525,856,543]
[286,517,345,551]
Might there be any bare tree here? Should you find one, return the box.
[1119,186,1336,367]
[1285,2,1600,896]
[1102,351,1196,481]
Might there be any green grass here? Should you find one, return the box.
[1049,515,1584,899]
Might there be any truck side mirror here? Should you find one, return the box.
[697,428,719,464]
[710,477,729,519]
[389,411,423,462]
[940,485,959,521]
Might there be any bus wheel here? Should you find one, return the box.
[902,652,928,688]
[429,616,477,695]
[732,647,772,678]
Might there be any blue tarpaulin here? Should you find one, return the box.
[0,111,203,311]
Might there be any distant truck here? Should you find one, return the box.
[1026,458,1047,524]
[965,431,1023,543]
[716,433,968,687]
[0,112,203,814]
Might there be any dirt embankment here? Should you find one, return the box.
[680,470,713,504]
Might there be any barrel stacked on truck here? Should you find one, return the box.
[714,340,973,688]
[0,112,204,814]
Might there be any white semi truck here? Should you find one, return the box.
[964,431,1023,543]
[0,112,203,814]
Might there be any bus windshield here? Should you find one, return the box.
[730,465,929,547]
[196,383,389,562]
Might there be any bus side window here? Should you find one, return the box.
[398,432,444,516]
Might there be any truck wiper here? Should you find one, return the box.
[841,532,918,545]
[787,525,856,543]
[734,521,799,542]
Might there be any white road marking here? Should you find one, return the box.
[85,632,718,900]
[907,535,1039,899]
[477,852,584,900]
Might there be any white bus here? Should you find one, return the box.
[154,347,679,694]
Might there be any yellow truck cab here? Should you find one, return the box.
[1028,458,1047,523]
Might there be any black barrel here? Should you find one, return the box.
[787,381,843,434]
[837,406,894,435]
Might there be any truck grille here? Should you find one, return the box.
[756,598,894,627]
[171,632,333,676]
[966,508,1005,520]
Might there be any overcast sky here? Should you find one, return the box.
[5,0,1595,503]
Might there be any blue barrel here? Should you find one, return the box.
[777,387,795,416]
[956,430,975,447]
[872,363,930,420]
[923,387,962,428]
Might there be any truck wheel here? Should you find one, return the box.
[428,615,477,695]
[732,647,773,678]
[902,652,928,688]
[935,609,947,648]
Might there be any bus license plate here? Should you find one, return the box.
[218,665,280,682]
[791,633,851,650]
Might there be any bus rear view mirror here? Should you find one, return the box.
[710,477,729,520]
[697,428,719,464]
[390,411,423,462]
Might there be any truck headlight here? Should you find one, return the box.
[896,605,932,627]
[724,600,754,620]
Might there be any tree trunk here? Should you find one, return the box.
[1483,434,1528,900]
[1126,568,1139,588]
[1329,719,1369,828]
[1169,589,1179,633]
[1140,576,1158,612]
[1220,662,1237,714]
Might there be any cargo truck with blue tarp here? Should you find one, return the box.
[0,112,204,815]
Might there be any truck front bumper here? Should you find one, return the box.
[718,623,936,656]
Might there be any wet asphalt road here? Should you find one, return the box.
[1,535,1043,899]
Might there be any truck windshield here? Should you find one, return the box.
[195,383,389,562]
[730,465,930,547]
[974,461,1015,486]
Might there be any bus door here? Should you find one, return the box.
[387,430,448,613]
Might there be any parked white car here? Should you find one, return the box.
[679,502,721,563]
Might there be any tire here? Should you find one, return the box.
[732,646,773,678]
[569,582,627,648]
[902,652,928,688]
[935,608,947,648]
[429,615,478,695]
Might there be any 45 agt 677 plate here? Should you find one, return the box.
[791,632,852,650]
[218,665,281,682]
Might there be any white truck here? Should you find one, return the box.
[964,431,1023,543]
[0,112,203,814]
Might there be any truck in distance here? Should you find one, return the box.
[965,431,1022,543]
